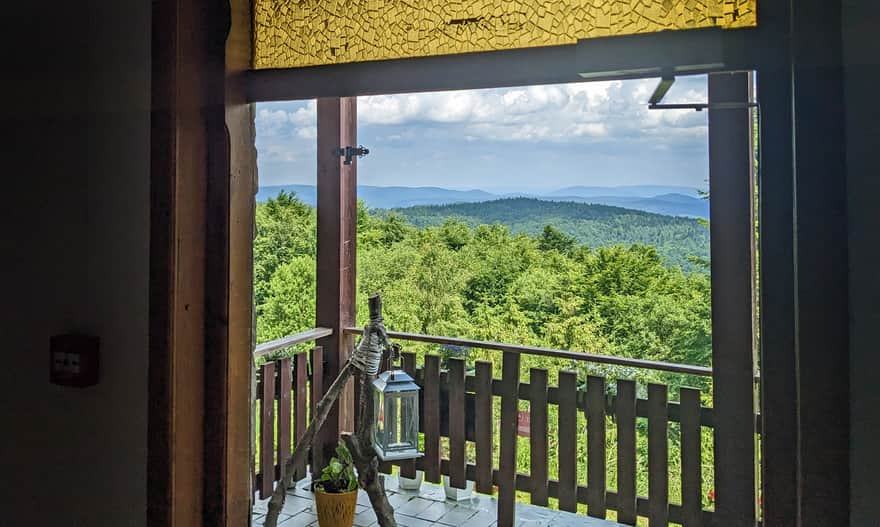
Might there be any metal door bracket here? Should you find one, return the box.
[335,145,370,165]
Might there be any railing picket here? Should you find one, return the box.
[474,360,494,494]
[293,351,308,481]
[278,358,292,484]
[259,361,276,499]
[616,379,638,525]
[399,352,418,479]
[310,346,324,476]
[424,354,442,483]
[558,370,578,513]
[498,351,521,527]
[648,383,669,526]
[681,387,704,527]
[587,375,607,518]
[448,358,467,489]
[529,368,549,506]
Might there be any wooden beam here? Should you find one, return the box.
[245,28,760,102]
[315,97,357,468]
[708,71,757,526]
[149,0,210,524]
[225,0,258,516]
[791,1,849,525]
[753,2,799,523]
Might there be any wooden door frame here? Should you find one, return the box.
[149,0,848,525]
[149,0,255,525]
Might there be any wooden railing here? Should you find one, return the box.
[254,327,332,359]
[253,329,330,498]
[255,328,754,526]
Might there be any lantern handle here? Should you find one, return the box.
[388,343,402,369]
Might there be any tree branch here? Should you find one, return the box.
[342,433,397,527]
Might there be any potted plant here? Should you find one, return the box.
[312,442,359,527]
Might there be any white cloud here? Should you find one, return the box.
[356,76,707,145]
[256,77,708,148]
[254,76,710,187]
[296,126,317,140]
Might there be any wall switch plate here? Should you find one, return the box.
[50,334,99,387]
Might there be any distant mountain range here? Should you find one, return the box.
[257,184,708,219]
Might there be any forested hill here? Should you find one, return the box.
[388,198,709,271]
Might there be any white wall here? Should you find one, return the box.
[843,1,880,525]
[0,2,149,525]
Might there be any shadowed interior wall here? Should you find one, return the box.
[0,1,149,525]
[843,1,880,525]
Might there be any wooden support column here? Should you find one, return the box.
[790,1,849,524]
[315,97,358,473]
[152,0,255,524]
[150,0,215,523]
[224,0,258,521]
[754,5,799,522]
[708,71,757,526]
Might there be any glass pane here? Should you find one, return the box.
[375,390,384,448]
[402,392,418,449]
[255,0,757,69]
[385,394,398,450]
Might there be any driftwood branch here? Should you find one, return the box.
[264,295,397,527]
[348,296,397,527]
[342,431,397,527]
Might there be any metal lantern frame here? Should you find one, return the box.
[372,368,423,461]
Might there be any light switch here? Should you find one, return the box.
[50,334,99,387]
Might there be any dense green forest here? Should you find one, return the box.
[254,191,716,518]
[256,191,712,385]
[385,197,710,272]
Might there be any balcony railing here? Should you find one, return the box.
[255,328,757,526]
[253,328,331,498]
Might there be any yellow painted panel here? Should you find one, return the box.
[254,0,756,69]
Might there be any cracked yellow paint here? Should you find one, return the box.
[254,0,756,69]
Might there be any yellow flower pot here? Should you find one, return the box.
[314,488,358,527]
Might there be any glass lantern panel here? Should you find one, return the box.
[382,392,419,453]
[401,391,419,449]
[374,388,384,447]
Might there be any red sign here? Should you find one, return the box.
[517,410,530,437]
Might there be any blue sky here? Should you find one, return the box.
[256,75,709,193]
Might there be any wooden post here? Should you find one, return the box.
[647,384,669,526]
[557,371,578,513]
[497,352,521,527]
[150,0,217,523]
[315,97,358,470]
[708,71,758,526]
[754,4,799,521]
[616,380,637,525]
[790,1,850,524]
[474,361,494,494]
[528,368,549,506]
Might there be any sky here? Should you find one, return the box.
[255,75,709,193]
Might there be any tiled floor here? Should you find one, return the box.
[253,475,624,527]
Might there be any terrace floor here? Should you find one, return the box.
[253,474,624,527]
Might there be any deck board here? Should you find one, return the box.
[255,475,625,527]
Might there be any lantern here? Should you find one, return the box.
[372,369,422,461]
